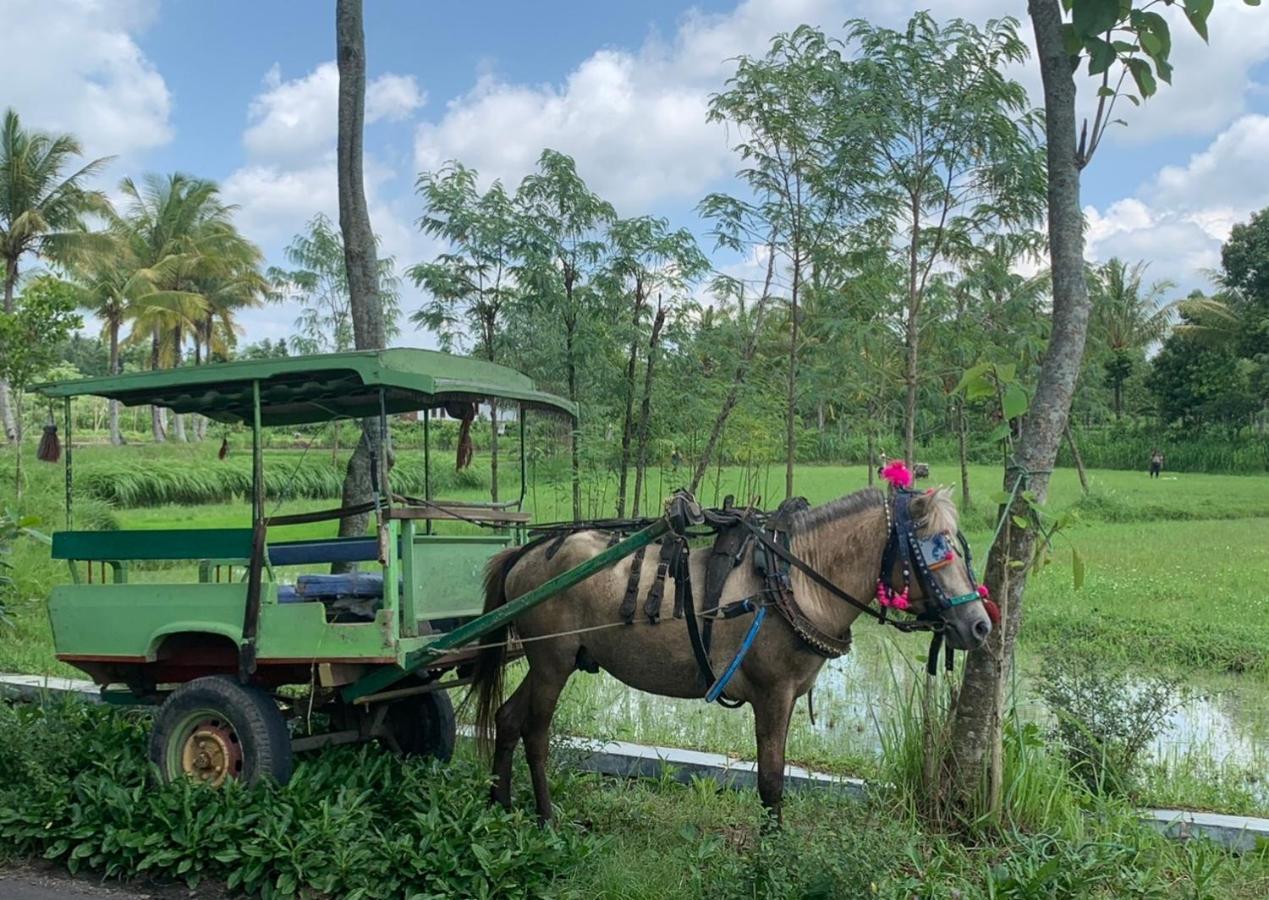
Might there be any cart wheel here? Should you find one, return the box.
[384,690,456,762]
[149,676,292,787]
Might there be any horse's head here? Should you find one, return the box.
[881,486,995,651]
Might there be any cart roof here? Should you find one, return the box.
[34,348,577,426]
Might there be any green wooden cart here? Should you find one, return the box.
[34,349,675,786]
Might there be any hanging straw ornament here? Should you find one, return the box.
[447,401,477,470]
[36,422,61,463]
[218,435,230,460]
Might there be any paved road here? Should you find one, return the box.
[0,865,226,899]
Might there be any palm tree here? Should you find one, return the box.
[65,231,148,445]
[115,173,264,440]
[1089,258,1177,419]
[0,108,111,440]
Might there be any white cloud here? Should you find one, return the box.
[1085,114,1269,290]
[0,0,172,161]
[243,62,424,164]
[414,0,856,211]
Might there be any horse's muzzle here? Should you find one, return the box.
[945,604,992,650]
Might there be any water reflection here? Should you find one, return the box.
[558,630,1266,783]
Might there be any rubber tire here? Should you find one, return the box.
[384,690,456,762]
[149,675,293,787]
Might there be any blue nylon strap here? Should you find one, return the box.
[705,604,767,704]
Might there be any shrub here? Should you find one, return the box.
[1037,657,1185,796]
[0,701,594,897]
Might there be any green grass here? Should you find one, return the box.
[2,701,1266,900]
[2,444,1268,817]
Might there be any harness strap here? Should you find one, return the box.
[705,603,765,703]
[619,544,647,625]
[673,537,718,689]
[649,540,675,618]
[743,521,936,634]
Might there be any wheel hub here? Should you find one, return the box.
[179,718,242,786]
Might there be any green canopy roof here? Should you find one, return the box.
[35,348,577,426]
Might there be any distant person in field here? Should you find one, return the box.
[1149,448,1164,479]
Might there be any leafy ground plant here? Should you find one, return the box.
[0,700,594,898]
[1038,656,1185,796]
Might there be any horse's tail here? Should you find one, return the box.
[470,545,523,757]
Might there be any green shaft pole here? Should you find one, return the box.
[342,516,671,702]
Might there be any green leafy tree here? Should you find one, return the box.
[1148,317,1256,428]
[274,213,400,356]
[410,163,519,501]
[0,275,82,496]
[706,25,868,499]
[515,149,616,520]
[601,215,708,516]
[0,109,110,442]
[1089,258,1176,418]
[949,0,1263,821]
[842,12,1046,466]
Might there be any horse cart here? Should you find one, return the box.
[35,349,689,787]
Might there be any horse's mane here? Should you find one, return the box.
[790,485,958,536]
[790,486,885,533]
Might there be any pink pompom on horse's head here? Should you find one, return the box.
[880,460,913,490]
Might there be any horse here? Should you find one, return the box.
[470,485,993,824]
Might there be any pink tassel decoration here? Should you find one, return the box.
[880,460,913,490]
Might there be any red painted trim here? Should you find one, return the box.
[57,654,148,663]
[257,656,397,665]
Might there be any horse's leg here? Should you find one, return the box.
[522,661,571,825]
[490,676,532,809]
[752,690,796,826]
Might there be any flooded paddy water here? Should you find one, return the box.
[550,628,1268,808]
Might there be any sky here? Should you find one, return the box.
[3,0,1269,349]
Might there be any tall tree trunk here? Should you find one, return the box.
[904,201,921,466]
[948,0,1094,816]
[565,315,581,521]
[957,399,972,510]
[1,258,19,442]
[615,291,643,517]
[784,253,801,500]
[489,399,499,503]
[108,319,123,446]
[691,246,776,493]
[1065,420,1089,494]
[631,304,667,517]
[866,429,875,486]
[150,329,166,442]
[335,0,388,542]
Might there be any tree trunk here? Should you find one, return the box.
[615,292,643,518]
[566,317,581,521]
[172,413,187,442]
[957,399,972,510]
[1,258,19,442]
[948,0,1095,816]
[866,430,875,486]
[691,247,776,494]
[904,200,921,466]
[150,329,166,442]
[1065,420,1089,494]
[631,304,667,517]
[489,399,499,503]
[335,0,388,542]
[108,319,124,446]
[1113,380,1122,419]
[785,253,801,500]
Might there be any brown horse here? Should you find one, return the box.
[471,486,992,823]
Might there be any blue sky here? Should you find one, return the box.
[4,0,1269,348]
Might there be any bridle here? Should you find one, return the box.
[743,488,987,676]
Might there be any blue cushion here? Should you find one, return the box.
[277,573,385,604]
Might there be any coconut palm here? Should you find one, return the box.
[115,173,265,440]
[1089,258,1177,419]
[0,108,111,440]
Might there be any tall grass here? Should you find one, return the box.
[72,450,490,508]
